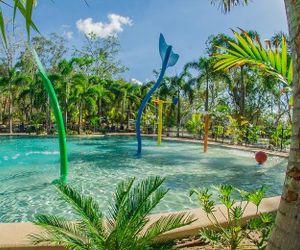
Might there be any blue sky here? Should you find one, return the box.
[31,0,288,83]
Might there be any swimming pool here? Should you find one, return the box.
[0,136,286,222]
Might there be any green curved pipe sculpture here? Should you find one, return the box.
[32,48,68,184]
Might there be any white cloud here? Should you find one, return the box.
[76,13,133,38]
[130,78,143,85]
[64,31,74,40]
[61,25,73,40]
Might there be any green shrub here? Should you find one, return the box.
[190,185,273,250]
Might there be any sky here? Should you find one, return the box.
[28,0,288,83]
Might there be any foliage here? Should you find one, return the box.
[213,30,293,86]
[225,115,248,143]
[245,124,262,144]
[0,0,38,46]
[190,185,271,250]
[210,0,249,13]
[186,113,203,137]
[0,27,292,147]
[30,176,195,250]
[270,123,291,149]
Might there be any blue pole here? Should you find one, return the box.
[136,46,172,155]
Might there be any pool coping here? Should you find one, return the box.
[0,132,288,158]
[0,196,280,249]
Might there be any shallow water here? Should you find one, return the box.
[0,136,287,222]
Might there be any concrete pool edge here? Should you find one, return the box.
[0,196,280,249]
[0,132,289,158]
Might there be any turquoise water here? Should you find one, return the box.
[0,136,287,222]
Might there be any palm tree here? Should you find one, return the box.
[184,57,215,151]
[210,0,249,13]
[210,1,300,249]
[124,83,141,130]
[159,73,193,137]
[70,74,99,134]
[88,76,111,129]
[30,176,195,249]
[51,59,74,132]
[0,68,22,134]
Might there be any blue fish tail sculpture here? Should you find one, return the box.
[136,34,179,155]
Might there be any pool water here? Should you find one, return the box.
[0,136,287,222]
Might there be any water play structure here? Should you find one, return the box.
[153,99,171,145]
[204,112,209,153]
[136,34,179,155]
[255,151,268,165]
[32,48,68,183]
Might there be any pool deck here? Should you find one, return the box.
[0,132,288,158]
[0,196,280,249]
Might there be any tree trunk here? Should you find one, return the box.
[126,102,130,131]
[240,66,245,117]
[46,96,51,134]
[78,103,82,135]
[176,88,180,137]
[98,97,102,128]
[30,91,33,122]
[267,1,300,249]
[8,91,12,134]
[204,65,209,152]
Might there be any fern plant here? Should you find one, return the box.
[30,176,195,250]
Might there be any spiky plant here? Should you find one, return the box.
[29,176,195,250]
[213,30,293,87]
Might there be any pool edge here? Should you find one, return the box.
[0,196,280,249]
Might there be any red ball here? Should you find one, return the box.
[255,151,268,165]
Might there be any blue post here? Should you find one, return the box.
[136,34,179,155]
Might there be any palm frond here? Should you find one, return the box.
[108,176,168,245]
[0,4,7,45]
[213,30,293,86]
[140,212,195,243]
[56,184,106,240]
[109,178,135,221]
[30,215,90,249]
[210,0,249,13]
[119,176,167,225]
[13,0,39,40]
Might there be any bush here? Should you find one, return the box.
[190,185,273,250]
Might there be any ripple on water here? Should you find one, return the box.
[0,136,287,222]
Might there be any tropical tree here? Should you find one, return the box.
[51,59,74,131]
[30,176,195,249]
[159,73,193,137]
[89,76,111,128]
[184,57,216,151]
[210,0,300,249]
[0,68,21,133]
[70,74,99,134]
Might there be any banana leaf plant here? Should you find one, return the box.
[213,30,293,88]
